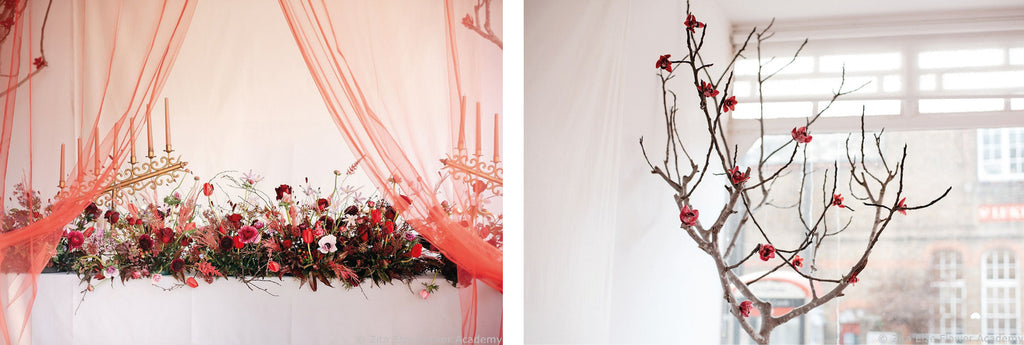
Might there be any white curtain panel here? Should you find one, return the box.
[526,0,732,343]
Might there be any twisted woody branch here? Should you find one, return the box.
[640,3,950,344]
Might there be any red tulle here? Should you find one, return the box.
[0,1,196,344]
[277,0,502,342]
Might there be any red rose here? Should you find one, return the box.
[238,225,259,243]
[371,209,382,225]
[684,13,705,33]
[757,243,775,261]
[186,277,199,288]
[275,184,292,200]
[302,228,314,244]
[138,234,154,251]
[157,227,174,244]
[739,301,753,317]
[656,54,673,72]
[233,236,244,249]
[408,243,423,258]
[721,96,738,113]
[729,166,750,186]
[383,221,395,235]
[791,126,812,144]
[267,260,280,273]
[317,198,329,212]
[679,205,699,227]
[170,258,185,272]
[67,231,85,249]
[105,210,120,224]
[792,255,804,268]
[202,183,214,196]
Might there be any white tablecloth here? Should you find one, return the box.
[29,273,501,345]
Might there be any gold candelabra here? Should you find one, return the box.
[440,96,502,196]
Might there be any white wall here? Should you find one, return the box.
[525,0,731,343]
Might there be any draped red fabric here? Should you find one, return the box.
[0,1,195,344]
[278,0,502,341]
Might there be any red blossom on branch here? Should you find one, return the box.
[679,205,699,227]
[698,80,718,98]
[757,243,776,261]
[848,273,859,285]
[728,166,750,186]
[721,96,737,113]
[791,126,812,144]
[32,57,46,69]
[684,13,705,33]
[656,54,673,73]
[896,197,908,215]
[832,194,845,208]
[739,300,753,317]
[792,255,804,268]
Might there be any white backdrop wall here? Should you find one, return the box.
[525,0,730,343]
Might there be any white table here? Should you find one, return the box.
[29,273,501,345]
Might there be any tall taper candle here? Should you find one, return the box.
[493,113,499,162]
[94,129,100,175]
[146,104,154,157]
[77,137,82,176]
[164,97,171,151]
[458,96,466,150]
[475,102,481,156]
[130,119,136,162]
[60,144,65,184]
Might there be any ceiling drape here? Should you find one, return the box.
[277,0,503,341]
[0,1,195,343]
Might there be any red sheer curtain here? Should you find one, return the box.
[0,1,195,344]
[278,0,502,341]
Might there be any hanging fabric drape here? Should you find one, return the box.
[278,0,502,341]
[0,1,195,344]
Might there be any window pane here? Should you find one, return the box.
[919,48,1005,69]
[819,53,901,72]
[818,100,901,117]
[920,98,1005,113]
[943,70,1024,90]
[730,101,812,119]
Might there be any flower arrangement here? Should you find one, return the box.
[48,168,457,295]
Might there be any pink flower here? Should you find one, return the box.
[131,271,141,279]
[656,54,673,72]
[313,226,325,238]
[151,274,163,284]
[318,234,338,254]
[698,80,719,98]
[679,205,699,227]
[721,96,738,113]
[896,197,908,215]
[758,243,776,261]
[684,13,705,33]
[238,225,259,243]
[739,301,752,317]
[832,194,845,208]
[792,255,804,268]
[420,289,430,299]
[66,231,85,249]
[728,166,750,185]
[791,126,812,144]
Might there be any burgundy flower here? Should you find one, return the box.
[202,183,214,197]
[186,277,199,288]
[179,236,192,247]
[317,198,329,212]
[408,243,423,258]
[344,205,359,216]
[792,255,804,268]
[238,225,259,243]
[226,213,242,226]
[383,221,395,235]
[219,236,233,252]
[896,197,908,215]
[679,205,699,227]
[282,239,292,250]
[728,166,750,185]
[384,207,397,221]
[274,184,292,200]
[721,96,737,113]
[32,57,46,69]
[170,258,185,272]
[832,194,845,208]
[739,300,753,317]
[66,231,85,249]
[656,54,673,73]
[848,273,859,285]
[757,243,775,261]
[104,210,120,224]
[157,227,174,244]
[791,126,812,144]
[84,203,101,218]
[684,13,705,33]
[698,80,719,98]
[138,234,154,251]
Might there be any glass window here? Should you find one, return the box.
[982,249,1021,342]
[978,128,1024,181]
